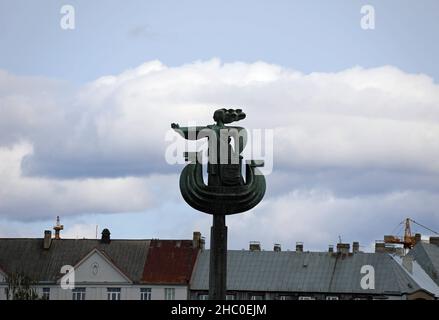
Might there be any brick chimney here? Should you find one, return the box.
[430,237,439,246]
[296,242,303,252]
[43,230,52,250]
[352,242,360,253]
[193,231,202,248]
[414,233,422,245]
[101,228,111,244]
[375,242,385,253]
[249,241,261,251]
[337,243,350,254]
[274,244,281,252]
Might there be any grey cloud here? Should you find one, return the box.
[1,60,439,229]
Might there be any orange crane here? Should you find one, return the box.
[384,218,438,249]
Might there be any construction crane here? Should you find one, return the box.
[384,218,439,249]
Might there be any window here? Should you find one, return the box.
[42,288,50,300]
[164,288,175,300]
[140,288,151,300]
[198,294,208,300]
[226,294,236,300]
[298,296,315,300]
[72,288,86,300]
[250,294,264,300]
[107,288,121,300]
[326,296,339,300]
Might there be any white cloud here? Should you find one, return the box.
[3,60,438,179]
[1,60,439,247]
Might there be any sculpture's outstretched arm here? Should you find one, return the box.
[171,123,209,140]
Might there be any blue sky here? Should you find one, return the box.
[1,1,439,251]
[1,0,439,82]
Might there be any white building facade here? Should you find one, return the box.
[0,231,201,300]
[0,248,189,300]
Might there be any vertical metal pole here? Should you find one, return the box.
[209,214,227,300]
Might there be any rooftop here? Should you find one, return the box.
[409,241,439,286]
[0,236,200,284]
[190,250,422,295]
[142,239,199,285]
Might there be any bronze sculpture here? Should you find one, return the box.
[172,108,266,299]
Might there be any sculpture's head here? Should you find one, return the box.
[213,108,246,125]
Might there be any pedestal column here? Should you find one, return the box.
[209,214,227,300]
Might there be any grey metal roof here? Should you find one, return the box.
[391,255,439,297]
[0,239,150,282]
[190,250,421,295]
[409,242,439,286]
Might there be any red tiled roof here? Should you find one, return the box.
[142,240,199,284]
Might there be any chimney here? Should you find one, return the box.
[274,244,281,252]
[430,237,439,246]
[402,255,413,274]
[352,242,360,254]
[53,216,64,240]
[375,242,385,253]
[43,230,52,250]
[249,241,261,251]
[101,228,111,244]
[337,243,350,254]
[200,237,206,250]
[328,245,334,253]
[193,231,202,248]
[296,242,303,252]
[414,233,422,245]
